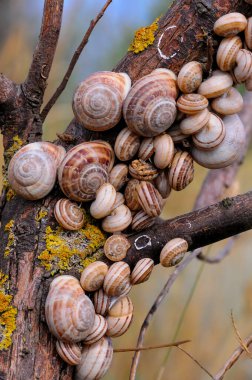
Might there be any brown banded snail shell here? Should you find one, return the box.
[83,314,108,345]
[103,261,131,297]
[131,258,154,285]
[54,198,85,230]
[160,238,189,267]
[106,296,133,337]
[80,261,108,292]
[104,234,131,262]
[55,341,82,366]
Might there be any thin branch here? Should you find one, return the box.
[197,236,237,264]
[231,311,252,360]
[176,346,215,379]
[41,0,113,122]
[114,340,190,353]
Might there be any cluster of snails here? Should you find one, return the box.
[6,9,252,380]
[45,237,188,379]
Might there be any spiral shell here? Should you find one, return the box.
[198,70,233,98]
[169,151,194,191]
[45,275,95,342]
[177,61,203,93]
[136,181,164,217]
[55,341,82,366]
[80,262,108,292]
[211,87,243,115]
[216,36,242,71]
[153,134,174,169]
[90,183,116,219]
[124,179,142,211]
[75,337,113,380]
[58,141,114,202]
[160,238,188,267]
[213,13,247,37]
[102,204,132,233]
[123,70,177,137]
[154,170,171,199]
[93,288,111,316]
[131,258,154,285]
[104,235,131,262]
[233,49,252,83]
[54,199,85,230]
[138,138,154,160]
[73,71,131,131]
[191,114,245,168]
[245,17,252,50]
[103,261,131,297]
[177,94,208,115]
[106,296,133,337]
[192,113,225,151]
[84,314,108,345]
[129,159,158,181]
[109,164,128,191]
[111,192,125,211]
[180,108,210,135]
[8,142,60,200]
[131,210,156,231]
[168,123,188,143]
[114,127,140,161]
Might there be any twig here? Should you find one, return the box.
[176,346,215,379]
[231,311,252,359]
[197,236,237,264]
[41,0,113,121]
[129,249,201,380]
[114,340,190,353]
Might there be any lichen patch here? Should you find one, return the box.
[128,17,160,54]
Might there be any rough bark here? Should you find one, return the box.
[0,1,252,379]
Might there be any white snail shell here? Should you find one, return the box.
[45,275,95,342]
[73,71,131,131]
[198,70,233,98]
[55,340,82,366]
[153,134,174,169]
[104,234,131,262]
[102,204,132,233]
[90,183,116,219]
[83,314,108,345]
[131,258,154,285]
[80,261,108,292]
[103,261,131,297]
[245,17,252,50]
[233,49,252,83]
[106,296,133,337]
[192,113,225,151]
[160,238,188,267]
[54,199,85,230]
[211,87,243,115]
[111,192,125,212]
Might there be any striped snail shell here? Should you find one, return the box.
[80,261,108,292]
[54,199,86,230]
[93,288,111,316]
[177,61,203,93]
[131,210,156,231]
[90,183,116,219]
[124,179,142,211]
[103,261,131,297]
[176,93,208,115]
[75,337,113,380]
[45,275,95,342]
[138,137,154,160]
[180,108,210,135]
[129,159,158,181]
[73,71,131,131]
[106,296,133,337]
[83,314,108,345]
[136,181,164,217]
[102,204,132,233]
[131,258,154,285]
[58,141,114,202]
[154,170,171,199]
[104,234,131,262]
[114,127,140,161]
[109,164,128,191]
[232,49,252,83]
[169,151,194,191]
[198,70,233,98]
[55,340,82,366]
[216,36,242,71]
[153,134,174,169]
[192,113,226,151]
[123,69,177,137]
[7,142,63,200]
[213,13,247,37]
[160,238,189,267]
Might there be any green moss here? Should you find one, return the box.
[128,17,160,54]
[0,271,17,351]
[4,220,15,257]
[38,223,106,274]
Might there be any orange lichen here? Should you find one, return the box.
[128,17,160,53]
[4,220,15,257]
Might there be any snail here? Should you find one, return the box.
[216,36,242,71]
[8,142,65,200]
[54,198,86,230]
[160,238,189,267]
[114,127,140,161]
[213,13,247,37]
[124,179,142,211]
[102,204,132,233]
[131,258,154,285]
[106,296,133,337]
[90,183,116,219]
[177,61,203,93]
[80,261,108,292]
[138,137,154,160]
[45,275,95,342]
[180,108,210,135]
[131,210,156,231]
[93,288,111,316]
[211,87,243,115]
[58,141,114,202]
[129,159,158,181]
[192,113,226,151]
[111,192,125,211]
[232,49,252,83]
[103,261,131,297]
[169,151,194,191]
[55,341,82,366]
[104,234,131,262]
[109,164,128,191]
[73,71,131,131]
[245,17,252,50]
[154,170,171,199]
[153,134,174,169]
[136,181,164,217]
[83,314,108,345]
[198,70,233,98]
[176,93,208,114]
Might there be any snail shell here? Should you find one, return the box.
[180,108,210,135]
[216,36,242,71]
[233,49,252,83]
[8,142,60,200]
[131,258,154,285]
[213,12,247,37]
[154,170,171,199]
[73,71,131,131]
[177,61,203,93]
[129,159,158,181]
[80,261,108,292]
[153,134,174,169]
[114,127,140,161]
[104,234,131,262]
[138,138,154,160]
[131,210,156,231]
[124,179,142,211]
[45,275,95,342]
[84,314,108,345]
[191,114,245,168]
[54,199,85,230]
[75,337,113,380]
[55,340,82,366]
[123,70,177,137]
[58,141,114,202]
[102,204,132,233]
[168,123,188,143]
[111,192,125,211]
[103,261,131,297]
[245,17,252,50]
[109,164,128,191]
[198,70,233,98]
[169,151,194,191]
[93,288,111,316]
[245,75,252,91]
[90,183,116,219]
[211,87,243,115]
[176,94,208,115]
[160,238,188,267]
[106,296,133,337]
[192,113,225,151]
[136,181,164,217]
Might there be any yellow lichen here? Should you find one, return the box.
[128,17,160,53]
[38,224,106,274]
[6,188,15,201]
[2,135,23,189]
[4,220,15,257]
[35,209,48,222]
[0,271,17,351]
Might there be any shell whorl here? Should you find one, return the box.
[104,235,131,262]
[73,71,131,131]
[54,199,85,230]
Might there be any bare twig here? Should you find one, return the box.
[41,0,112,121]
[197,236,237,264]
[231,311,252,359]
[176,346,215,379]
[114,340,190,353]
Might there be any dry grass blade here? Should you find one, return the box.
[114,340,190,353]
[176,346,215,379]
[231,311,252,359]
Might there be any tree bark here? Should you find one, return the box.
[0,1,252,379]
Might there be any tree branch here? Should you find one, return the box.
[41,0,113,122]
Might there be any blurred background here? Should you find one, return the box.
[1,1,252,379]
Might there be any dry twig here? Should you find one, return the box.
[197,236,237,264]
[114,340,190,353]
